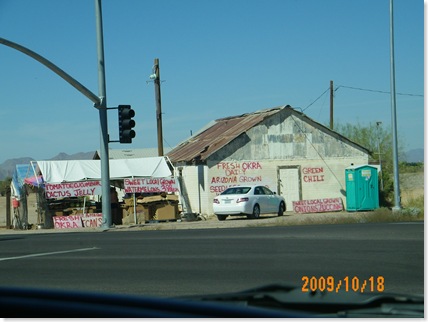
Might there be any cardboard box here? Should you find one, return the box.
[154,203,179,220]
[122,212,148,225]
[137,194,179,204]
[167,194,179,201]
[86,206,96,213]
[138,195,163,204]
[124,197,135,207]
[125,205,153,222]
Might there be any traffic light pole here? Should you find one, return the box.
[0,1,114,229]
[0,37,101,107]
[95,0,112,228]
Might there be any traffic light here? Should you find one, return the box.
[118,105,136,143]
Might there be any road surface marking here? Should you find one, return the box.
[0,247,99,262]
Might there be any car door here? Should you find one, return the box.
[254,186,269,213]
[261,186,278,213]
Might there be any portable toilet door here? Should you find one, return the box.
[345,165,379,211]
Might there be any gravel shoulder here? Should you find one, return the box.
[0,207,372,235]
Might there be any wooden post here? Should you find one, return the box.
[154,58,164,156]
[6,186,11,229]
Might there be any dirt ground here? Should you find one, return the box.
[0,193,39,228]
[0,172,423,231]
[400,173,424,205]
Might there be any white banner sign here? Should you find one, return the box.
[124,177,179,193]
[53,215,83,229]
[293,198,343,213]
[82,213,103,228]
[45,181,102,199]
[53,213,103,229]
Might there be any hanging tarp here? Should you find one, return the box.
[10,164,31,229]
[24,175,44,187]
[11,164,31,198]
[35,157,172,183]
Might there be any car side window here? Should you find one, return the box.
[223,189,236,195]
[255,187,264,195]
[242,188,251,194]
[262,186,273,195]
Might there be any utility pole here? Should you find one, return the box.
[153,58,164,156]
[95,0,112,228]
[376,121,384,191]
[329,80,334,130]
[389,0,401,211]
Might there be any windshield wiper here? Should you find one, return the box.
[178,283,424,318]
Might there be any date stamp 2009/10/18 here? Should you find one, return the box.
[301,276,385,293]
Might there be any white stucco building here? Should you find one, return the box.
[167,105,370,216]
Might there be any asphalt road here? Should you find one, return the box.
[0,222,423,298]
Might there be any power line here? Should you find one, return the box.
[336,85,423,97]
[296,83,422,115]
[289,114,345,190]
[302,87,330,112]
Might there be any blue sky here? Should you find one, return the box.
[0,0,424,164]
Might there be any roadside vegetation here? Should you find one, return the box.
[334,122,424,214]
[0,177,11,196]
[310,207,422,225]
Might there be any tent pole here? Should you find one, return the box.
[133,193,137,224]
[83,196,86,215]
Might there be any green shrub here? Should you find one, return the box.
[399,162,424,173]
[401,195,424,220]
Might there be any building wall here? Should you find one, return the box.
[203,157,367,215]
[176,165,209,215]
[180,157,368,217]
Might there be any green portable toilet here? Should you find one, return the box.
[345,165,379,211]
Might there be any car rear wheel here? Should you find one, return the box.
[278,201,285,216]
[217,215,227,221]
[247,204,260,219]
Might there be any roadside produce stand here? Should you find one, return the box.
[23,157,180,229]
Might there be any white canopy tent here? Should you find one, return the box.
[30,157,176,227]
[33,157,172,183]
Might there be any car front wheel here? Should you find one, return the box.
[217,215,227,221]
[278,201,285,216]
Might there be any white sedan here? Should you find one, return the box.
[213,185,286,221]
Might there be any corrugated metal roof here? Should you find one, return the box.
[167,106,286,163]
[167,105,371,164]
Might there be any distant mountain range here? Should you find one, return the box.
[0,151,95,180]
[0,149,423,181]
[404,148,424,163]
